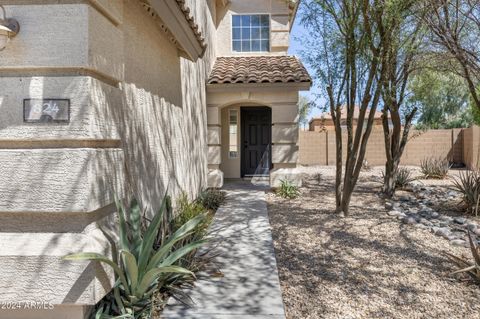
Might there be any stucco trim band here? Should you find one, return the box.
[0,67,120,87]
[0,139,121,149]
[88,0,122,26]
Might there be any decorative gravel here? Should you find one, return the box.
[267,166,480,319]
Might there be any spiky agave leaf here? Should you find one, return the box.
[146,214,207,270]
[63,252,131,296]
[137,191,169,275]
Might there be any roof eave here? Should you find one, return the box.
[207,81,311,93]
[289,0,302,31]
[144,0,206,61]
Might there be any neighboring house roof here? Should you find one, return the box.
[310,106,384,125]
[208,56,312,85]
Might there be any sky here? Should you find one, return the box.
[288,4,325,121]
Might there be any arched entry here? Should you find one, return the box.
[241,106,272,177]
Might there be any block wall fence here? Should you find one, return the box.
[299,126,480,169]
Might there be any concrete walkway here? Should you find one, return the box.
[162,182,286,319]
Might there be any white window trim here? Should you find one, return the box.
[228,109,239,159]
[230,13,272,54]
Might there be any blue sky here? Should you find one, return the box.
[288,6,325,120]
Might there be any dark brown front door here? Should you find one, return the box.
[241,107,272,176]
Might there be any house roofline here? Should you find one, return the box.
[207,82,311,93]
[289,0,302,31]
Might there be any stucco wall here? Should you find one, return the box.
[0,0,216,314]
[216,0,291,56]
[299,128,469,167]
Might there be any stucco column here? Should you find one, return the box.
[270,98,304,187]
[207,105,224,187]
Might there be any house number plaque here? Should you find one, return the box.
[23,99,70,123]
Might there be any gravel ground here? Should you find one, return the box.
[267,166,480,319]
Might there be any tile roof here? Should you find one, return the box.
[175,0,207,51]
[208,56,312,85]
[140,0,206,54]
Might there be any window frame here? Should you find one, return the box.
[228,109,239,159]
[230,13,271,53]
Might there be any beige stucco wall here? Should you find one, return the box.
[299,128,469,167]
[216,0,291,56]
[0,0,216,316]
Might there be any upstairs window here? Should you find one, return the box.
[232,15,270,52]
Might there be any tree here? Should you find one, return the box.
[298,95,312,130]
[380,0,421,197]
[421,0,480,110]
[408,70,473,129]
[300,0,391,216]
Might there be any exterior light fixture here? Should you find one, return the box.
[0,5,19,51]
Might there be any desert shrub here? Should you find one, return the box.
[277,179,300,199]
[361,159,372,171]
[197,189,226,212]
[395,167,417,189]
[65,195,208,319]
[453,170,480,215]
[445,231,480,284]
[420,157,451,179]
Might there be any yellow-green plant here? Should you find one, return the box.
[64,194,207,319]
[445,231,480,284]
[277,179,300,199]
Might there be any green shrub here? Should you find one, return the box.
[277,179,300,199]
[64,194,207,319]
[197,189,226,212]
[445,231,480,284]
[453,170,480,215]
[174,193,207,231]
[420,157,451,179]
[395,167,417,189]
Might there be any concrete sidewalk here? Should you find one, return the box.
[161,182,286,319]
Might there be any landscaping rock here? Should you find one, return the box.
[420,218,433,227]
[435,227,451,239]
[450,239,467,247]
[454,217,467,224]
[388,210,403,217]
[431,212,440,219]
[402,216,418,225]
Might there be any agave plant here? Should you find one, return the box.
[64,194,207,318]
[420,157,451,179]
[445,231,480,283]
[453,170,480,215]
[395,167,417,189]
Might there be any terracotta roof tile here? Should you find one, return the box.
[175,0,207,50]
[208,56,312,85]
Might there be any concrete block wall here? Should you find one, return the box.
[0,0,216,317]
[299,127,476,167]
[463,125,480,169]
